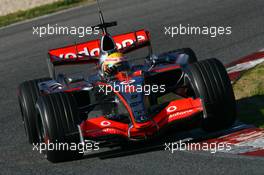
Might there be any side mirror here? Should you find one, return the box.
[66,74,84,84]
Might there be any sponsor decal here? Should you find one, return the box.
[166,106,178,113]
[168,109,194,119]
[57,36,145,59]
[49,29,148,60]
[100,121,111,127]
[120,79,136,85]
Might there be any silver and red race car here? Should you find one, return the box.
[17,2,236,162]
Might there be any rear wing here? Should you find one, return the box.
[48,29,150,66]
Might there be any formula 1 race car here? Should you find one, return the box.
[17,2,236,162]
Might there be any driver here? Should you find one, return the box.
[99,52,130,77]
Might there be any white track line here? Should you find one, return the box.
[227,58,264,73]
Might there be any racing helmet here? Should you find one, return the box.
[100,52,130,77]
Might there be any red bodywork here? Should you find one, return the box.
[48,29,204,141]
[81,96,203,140]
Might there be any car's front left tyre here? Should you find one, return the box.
[17,78,51,144]
[35,92,83,162]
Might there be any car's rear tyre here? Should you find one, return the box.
[36,92,83,162]
[17,78,51,144]
[185,58,236,131]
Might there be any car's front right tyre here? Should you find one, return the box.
[185,58,237,131]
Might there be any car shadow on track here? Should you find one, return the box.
[80,95,264,161]
[81,122,252,160]
[79,95,264,161]
[237,94,264,128]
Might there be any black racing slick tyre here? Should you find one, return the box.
[17,78,51,144]
[185,58,236,131]
[36,92,83,163]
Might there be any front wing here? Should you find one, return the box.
[80,98,203,141]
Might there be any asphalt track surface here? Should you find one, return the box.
[1,0,264,174]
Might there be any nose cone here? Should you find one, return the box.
[113,76,149,123]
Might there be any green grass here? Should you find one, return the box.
[0,0,95,28]
[233,63,264,128]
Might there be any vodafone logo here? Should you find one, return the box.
[116,35,145,50]
[166,106,177,113]
[100,121,111,127]
[57,35,146,59]
[60,47,100,59]
[120,79,135,85]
